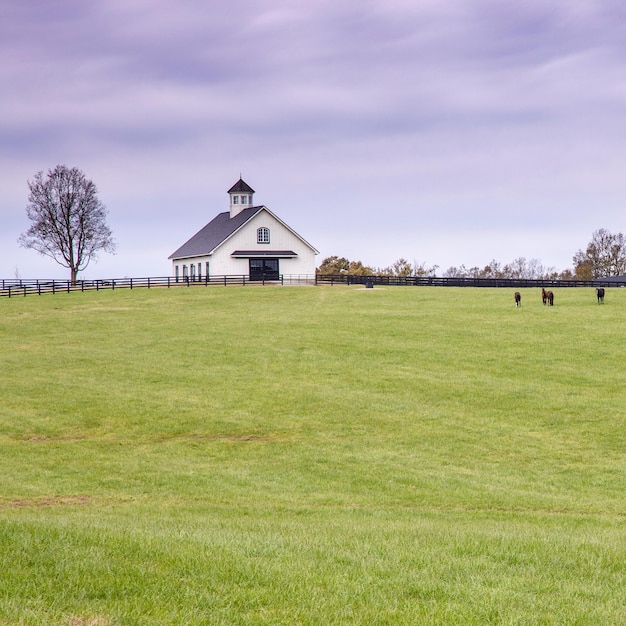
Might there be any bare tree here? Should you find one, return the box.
[504,257,554,280]
[480,259,504,279]
[391,258,413,277]
[19,165,115,282]
[412,259,438,277]
[443,265,467,278]
[573,229,626,279]
[506,257,528,279]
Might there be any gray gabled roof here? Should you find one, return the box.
[169,206,264,260]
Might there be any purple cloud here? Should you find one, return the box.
[1,0,625,278]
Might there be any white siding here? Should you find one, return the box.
[171,209,317,277]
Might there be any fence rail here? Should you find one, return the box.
[0,275,316,298]
[315,274,626,288]
[2,273,624,298]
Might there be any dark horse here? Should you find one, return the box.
[542,287,554,306]
[514,291,521,307]
[596,287,605,304]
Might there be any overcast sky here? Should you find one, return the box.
[2,0,625,279]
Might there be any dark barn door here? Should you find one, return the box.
[249,258,279,281]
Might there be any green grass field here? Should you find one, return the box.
[0,285,624,625]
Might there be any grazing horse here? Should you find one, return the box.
[514,291,521,307]
[596,287,605,304]
[542,287,554,306]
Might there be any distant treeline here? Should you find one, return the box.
[317,228,626,280]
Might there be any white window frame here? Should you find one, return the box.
[257,227,270,244]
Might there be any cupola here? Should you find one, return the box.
[228,178,255,218]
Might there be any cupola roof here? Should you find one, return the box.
[228,178,255,194]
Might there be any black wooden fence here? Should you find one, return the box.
[0,275,314,298]
[2,274,624,298]
[315,274,626,288]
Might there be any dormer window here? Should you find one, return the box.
[233,196,239,204]
[241,195,247,205]
[257,227,270,244]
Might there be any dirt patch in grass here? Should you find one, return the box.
[1,495,92,509]
[24,436,85,443]
[164,432,286,443]
[211,433,278,442]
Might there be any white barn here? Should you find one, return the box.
[169,179,318,281]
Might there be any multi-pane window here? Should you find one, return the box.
[241,195,247,205]
[257,227,270,244]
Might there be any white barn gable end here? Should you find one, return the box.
[169,178,318,281]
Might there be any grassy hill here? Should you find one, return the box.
[1,285,624,625]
